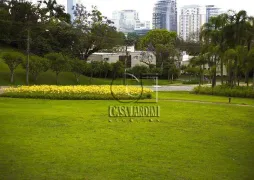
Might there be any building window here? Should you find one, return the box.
[104,58,109,61]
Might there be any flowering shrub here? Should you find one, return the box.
[1,85,153,100]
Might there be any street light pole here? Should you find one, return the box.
[26,29,30,85]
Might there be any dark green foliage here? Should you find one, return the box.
[2,51,25,83]
[193,85,254,98]
[45,52,70,84]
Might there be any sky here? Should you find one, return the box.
[32,0,254,22]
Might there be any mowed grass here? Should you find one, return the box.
[156,91,254,105]
[0,96,254,179]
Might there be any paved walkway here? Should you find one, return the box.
[145,85,197,92]
[0,86,9,94]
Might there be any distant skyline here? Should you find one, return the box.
[32,0,254,21]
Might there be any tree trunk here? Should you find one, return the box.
[253,71,254,90]
[76,76,80,84]
[34,75,38,84]
[245,71,249,86]
[221,60,224,84]
[56,72,59,85]
[90,72,93,84]
[10,70,14,84]
[234,66,238,87]
[202,65,204,85]
[105,71,108,79]
[212,71,216,88]
[199,65,202,86]
[167,70,170,82]
[171,74,173,83]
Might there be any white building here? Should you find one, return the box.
[206,5,221,22]
[180,51,227,76]
[178,5,207,41]
[135,20,151,30]
[67,0,76,22]
[87,50,156,68]
[112,10,150,33]
[152,0,177,32]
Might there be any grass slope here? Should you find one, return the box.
[0,96,253,179]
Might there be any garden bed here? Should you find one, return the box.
[0,85,153,100]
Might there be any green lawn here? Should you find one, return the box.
[156,92,254,105]
[0,94,253,179]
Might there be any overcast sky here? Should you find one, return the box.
[32,0,254,21]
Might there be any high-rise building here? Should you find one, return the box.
[112,10,150,33]
[67,0,76,22]
[152,0,177,32]
[178,5,206,41]
[206,5,221,22]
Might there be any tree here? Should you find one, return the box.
[102,61,112,79]
[201,14,229,87]
[2,52,25,83]
[224,49,237,87]
[189,54,207,85]
[164,61,180,82]
[26,55,49,83]
[247,47,254,88]
[130,65,149,78]
[72,5,124,60]
[139,29,177,69]
[88,61,101,83]
[127,32,141,50]
[45,53,70,84]
[70,58,87,84]
[40,0,70,22]
[112,61,124,79]
[139,51,154,68]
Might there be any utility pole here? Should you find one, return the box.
[26,29,30,85]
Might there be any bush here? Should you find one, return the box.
[1,85,153,100]
[192,85,254,98]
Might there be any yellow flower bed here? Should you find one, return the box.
[3,85,153,100]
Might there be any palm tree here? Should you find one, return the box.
[247,47,254,89]
[224,49,237,87]
[201,15,229,87]
[235,45,248,86]
[43,0,57,17]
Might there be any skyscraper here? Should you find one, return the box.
[112,10,150,33]
[152,0,177,32]
[67,0,76,22]
[206,5,221,22]
[178,5,206,41]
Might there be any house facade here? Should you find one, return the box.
[87,51,156,68]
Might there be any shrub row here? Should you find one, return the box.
[0,85,153,100]
[192,85,254,98]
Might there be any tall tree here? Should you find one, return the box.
[72,5,124,60]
